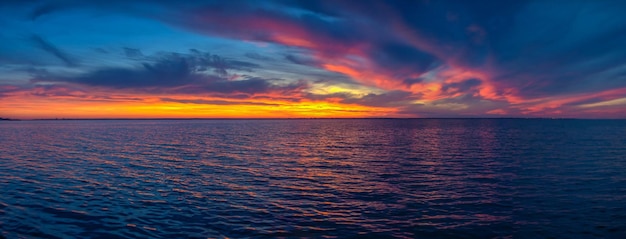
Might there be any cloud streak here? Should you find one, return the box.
[30,35,77,66]
[34,50,307,98]
[1,0,626,118]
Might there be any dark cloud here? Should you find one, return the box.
[168,1,364,55]
[397,94,510,118]
[30,34,77,66]
[403,78,423,87]
[483,1,626,97]
[35,50,307,96]
[30,3,64,20]
[4,0,626,117]
[54,53,197,88]
[306,90,416,108]
[188,49,259,76]
[284,54,318,66]
[0,85,23,98]
[171,77,308,96]
[16,0,626,98]
[26,84,147,102]
[369,41,438,75]
[160,98,280,106]
[341,90,416,107]
[123,47,144,58]
[304,92,354,101]
[40,50,261,89]
[441,78,482,95]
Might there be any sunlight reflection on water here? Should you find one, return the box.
[1,119,625,238]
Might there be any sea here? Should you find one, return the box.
[1,119,625,239]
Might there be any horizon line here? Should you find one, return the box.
[2,117,626,121]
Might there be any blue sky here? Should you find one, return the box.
[1,0,626,118]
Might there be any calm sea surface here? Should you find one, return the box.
[1,119,625,239]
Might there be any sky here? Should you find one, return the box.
[1,0,626,119]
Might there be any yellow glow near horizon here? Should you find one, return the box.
[578,97,626,108]
[0,96,395,119]
[308,83,382,96]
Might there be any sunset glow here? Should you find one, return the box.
[1,1,626,119]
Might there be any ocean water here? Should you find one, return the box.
[1,119,625,239]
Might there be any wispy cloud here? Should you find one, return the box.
[1,0,626,118]
[34,50,307,97]
[30,34,77,67]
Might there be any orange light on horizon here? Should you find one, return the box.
[0,95,395,119]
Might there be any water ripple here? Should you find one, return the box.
[1,119,625,238]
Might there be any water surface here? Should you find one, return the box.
[1,119,625,238]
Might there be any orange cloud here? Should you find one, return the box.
[0,91,394,119]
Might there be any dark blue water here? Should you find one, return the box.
[1,119,625,239]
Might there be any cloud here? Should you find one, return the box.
[305,90,416,108]
[367,41,438,76]
[30,3,64,20]
[171,77,308,96]
[123,47,144,58]
[30,34,77,66]
[50,53,197,88]
[396,94,510,118]
[403,78,423,87]
[3,0,626,118]
[340,90,416,107]
[0,85,23,98]
[160,98,280,106]
[37,50,257,87]
[441,78,482,95]
[284,54,318,66]
[34,50,307,97]
[245,52,273,61]
[188,49,260,76]
[482,1,626,98]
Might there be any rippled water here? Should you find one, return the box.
[1,119,625,239]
